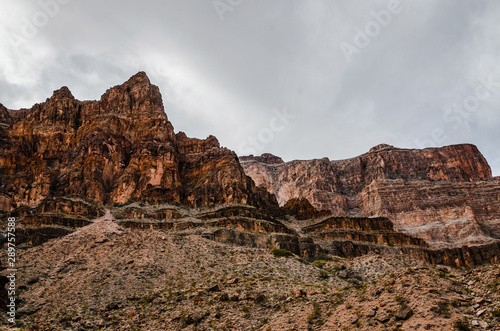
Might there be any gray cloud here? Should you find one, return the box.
[1,0,499,175]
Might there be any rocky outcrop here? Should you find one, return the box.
[2,72,499,268]
[0,72,277,211]
[282,198,331,220]
[360,179,500,247]
[6,197,104,245]
[212,229,317,259]
[323,238,500,268]
[240,153,284,165]
[241,145,500,248]
[240,156,348,215]
[303,216,429,247]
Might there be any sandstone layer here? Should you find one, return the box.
[241,144,500,248]
[0,72,275,211]
[1,73,499,275]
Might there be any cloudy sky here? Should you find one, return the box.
[1,0,499,175]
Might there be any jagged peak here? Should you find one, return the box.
[123,71,152,89]
[369,144,394,153]
[102,72,158,99]
[99,72,165,116]
[176,131,221,154]
[50,86,75,101]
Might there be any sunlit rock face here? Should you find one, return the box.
[1,72,499,269]
[241,144,500,248]
[0,72,277,211]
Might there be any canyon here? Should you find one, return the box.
[241,145,500,250]
[0,72,499,330]
[1,72,499,266]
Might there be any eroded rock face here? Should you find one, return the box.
[0,72,277,211]
[241,145,500,248]
[2,72,498,268]
[240,153,284,165]
[282,198,331,220]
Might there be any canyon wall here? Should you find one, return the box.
[0,72,276,211]
[241,144,500,248]
[1,72,499,268]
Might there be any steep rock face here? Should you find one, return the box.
[241,145,500,248]
[282,198,331,220]
[2,72,498,268]
[240,153,284,165]
[0,72,277,211]
[177,137,275,208]
[240,156,349,215]
[360,179,500,247]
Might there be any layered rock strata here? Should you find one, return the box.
[241,144,500,249]
[1,72,499,268]
[0,72,276,211]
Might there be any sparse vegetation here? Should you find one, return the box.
[319,269,330,279]
[453,317,471,331]
[492,308,500,317]
[313,260,326,268]
[307,302,321,324]
[437,301,450,317]
[271,249,293,257]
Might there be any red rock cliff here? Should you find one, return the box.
[0,72,276,211]
[241,145,500,248]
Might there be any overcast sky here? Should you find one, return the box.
[1,0,499,175]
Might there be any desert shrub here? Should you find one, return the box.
[307,302,321,324]
[453,317,470,331]
[272,249,292,257]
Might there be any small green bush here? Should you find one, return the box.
[453,317,470,331]
[272,249,293,257]
[307,302,321,324]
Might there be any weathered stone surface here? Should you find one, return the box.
[395,305,413,320]
[0,72,277,211]
[241,145,500,248]
[240,156,348,215]
[282,198,331,220]
[360,179,500,247]
[2,72,499,269]
[240,153,284,165]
